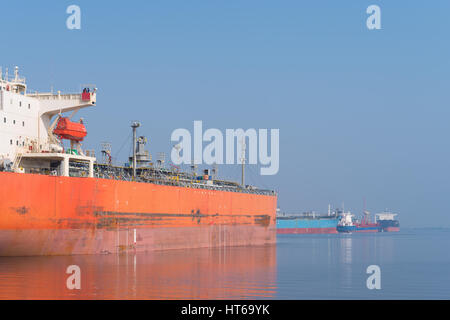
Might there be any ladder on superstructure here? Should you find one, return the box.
[12,152,23,171]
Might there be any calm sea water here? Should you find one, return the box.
[0,228,448,299]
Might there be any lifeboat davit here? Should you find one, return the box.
[53,117,87,142]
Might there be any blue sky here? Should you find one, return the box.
[1,1,449,227]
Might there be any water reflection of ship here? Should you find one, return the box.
[339,236,354,290]
[0,245,277,299]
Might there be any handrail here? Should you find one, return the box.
[0,76,26,84]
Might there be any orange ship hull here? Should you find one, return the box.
[0,172,277,256]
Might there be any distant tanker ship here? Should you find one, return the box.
[336,211,400,233]
[0,67,277,256]
[277,207,400,234]
[276,206,340,234]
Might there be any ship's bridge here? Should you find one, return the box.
[0,66,97,176]
[27,89,96,116]
[0,66,26,94]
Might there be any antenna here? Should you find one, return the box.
[101,142,112,165]
[190,161,198,177]
[240,137,246,187]
[190,153,198,177]
[174,143,182,156]
[362,197,371,223]
[157,152,166,167]
[173,143,182,168]
[212,163,218,180]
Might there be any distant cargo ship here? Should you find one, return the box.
[337,211,400,233]
[0,66,277,256]
[276,206,340,234]
[277,207,400,234]
[376,212,400,232]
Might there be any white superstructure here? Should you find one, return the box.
[0,66,96,176]
[375,212,397,221]
[337,212,354,227]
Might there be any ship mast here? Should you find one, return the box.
[240,137,246,187]
[131,121,141,180]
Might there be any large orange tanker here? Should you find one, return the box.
[0,171,277,256]
[0,68,277,256]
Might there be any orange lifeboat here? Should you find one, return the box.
[53,117,87,142]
